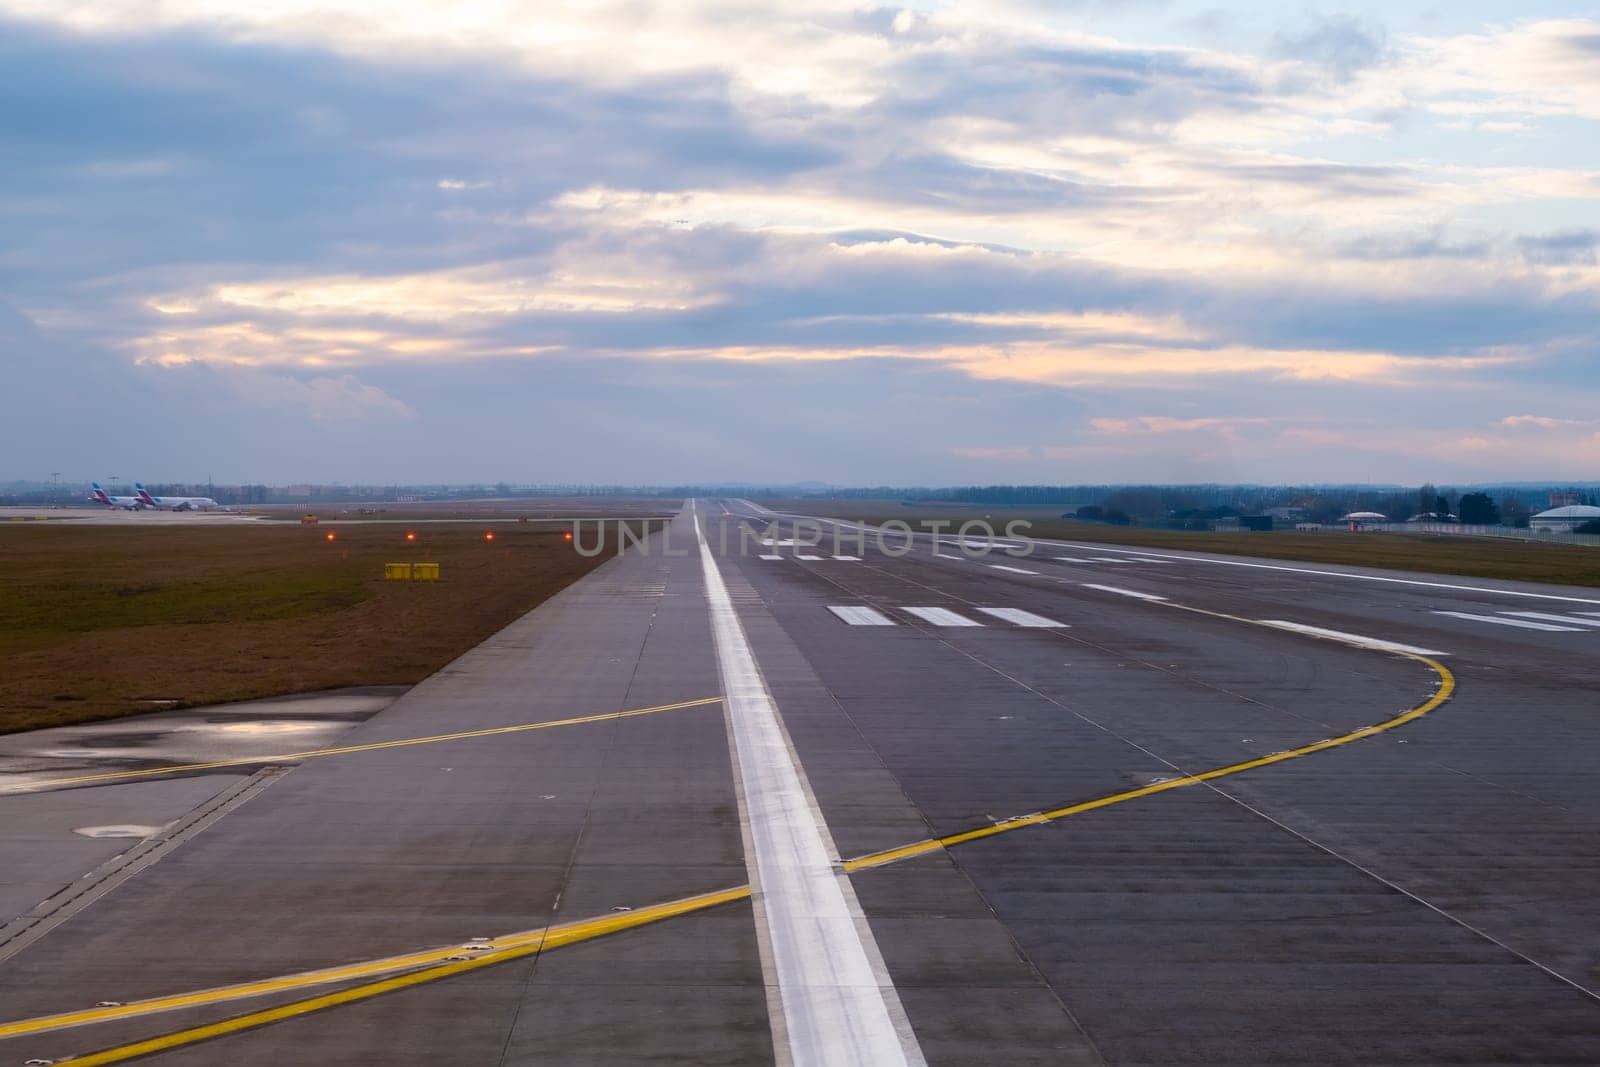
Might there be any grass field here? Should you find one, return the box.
[783,500,1600,588]
[0,523,634,733]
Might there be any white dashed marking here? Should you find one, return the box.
[1081,584,1167,601]
[828,606,897,626]
[901,606,984,627]
[1434,611,1583,632]
[975,608,1066,628]
[1500,611,1600,628]
[1258,621,1448,656]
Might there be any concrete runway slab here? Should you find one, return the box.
[4,499,1600,1063]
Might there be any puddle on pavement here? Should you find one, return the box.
[73,824,168,839]
[0,687,408,791]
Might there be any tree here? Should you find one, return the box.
[1458,492,1500,525]
[1418,483,1437,517]
[1500,496,1531,528]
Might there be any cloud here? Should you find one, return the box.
[236,370,417,420]
[1518,230,1599,266]
[1273,15,1391,84]
[1499,414,1599,430]
[1,6,1598,483]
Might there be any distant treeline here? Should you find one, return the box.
[5,481,1595,525]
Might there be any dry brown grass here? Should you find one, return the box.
[0,523,625,733]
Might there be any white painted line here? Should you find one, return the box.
[1258,620,1449,657]
[827,605,896,626]
[759,554,784,561]
[987,564,1038,575]
[1579,612,1600,619]
[761,539,804,546]
[695,511,924,1067]
[1089,557,1138,563]
[1081,584,1167,602]
[832,555,863,561]
[1053,557,1098,563]
[976,607,1067,628]
[796,554,824,561]
[1042,542,1600,606]
[1434,611,1583,633]
[1502,611,1600,628]
[901,606,984,627]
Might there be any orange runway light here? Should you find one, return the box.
[563,530,573,542]
[325,532,336,541]
[406,531,416,542]
[485,531,495,541]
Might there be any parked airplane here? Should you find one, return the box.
[136,483,220,511]
[90,483,145,510]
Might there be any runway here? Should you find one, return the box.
[2,499,1598,1064]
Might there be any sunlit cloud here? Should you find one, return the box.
[3,3,1599,482]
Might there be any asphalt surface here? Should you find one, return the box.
[2,499,1599,1064]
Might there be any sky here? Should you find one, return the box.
[3,1,1599,486]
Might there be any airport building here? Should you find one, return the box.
[1529,504,1600,533]
[1338,510,1387,529]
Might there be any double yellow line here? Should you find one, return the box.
[3,648,1454,1063]
[2,697,723,794]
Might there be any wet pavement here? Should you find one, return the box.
[0,688,403,950]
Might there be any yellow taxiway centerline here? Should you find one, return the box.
[1,697,723,794]
[3,634,1454,1061]
[41,886,756,1067]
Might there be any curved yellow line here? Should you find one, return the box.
[4,645,1453,1061]
[2,697,722,794]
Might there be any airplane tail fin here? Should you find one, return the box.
[136,485,157,505]
[90,485,112,505]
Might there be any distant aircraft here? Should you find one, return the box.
[135,483,220,511]
[90,483,145,510]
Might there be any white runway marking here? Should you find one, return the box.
[901,606,984,627]
[1090,557,1138,563]
[759,554,784,561]
[827,606,897,626]
[987,564,1038,574]
[975,607,1067,628]
[1258,621,1449,656]
[832,555,862,561]
[1081,584,1168,601]
[1433,611,1584,632]
[1501,611,1600,628]
[696,510,924,1067]
[796,554,824,561]
[1053,557,1099,563]
[1043,543,1600,606]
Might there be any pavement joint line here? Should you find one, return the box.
[0,769,287,966]
[0,697,724,794]
[7,885,757,1065]
[3,603,1456,1060]
[694,505,925,1067]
